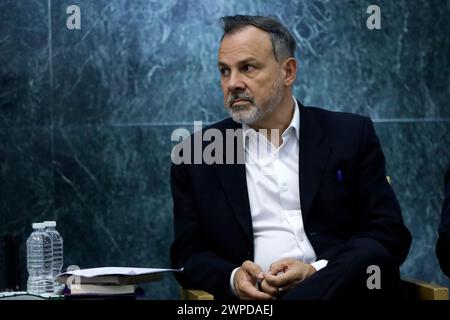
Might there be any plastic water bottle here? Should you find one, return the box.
[26,223,53,294]
[43,221,64,293]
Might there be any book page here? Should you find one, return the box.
[58,267,183,278]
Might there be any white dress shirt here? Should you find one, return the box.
[230,97,328,294]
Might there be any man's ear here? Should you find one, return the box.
[282,58,297,86]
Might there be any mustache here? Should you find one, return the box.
[227,92,254,106]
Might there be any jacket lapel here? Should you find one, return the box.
[214,121,253,241]
[298,103,332,220]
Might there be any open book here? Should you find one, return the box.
[56,267,183,285]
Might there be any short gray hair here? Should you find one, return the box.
[220,15,296,62]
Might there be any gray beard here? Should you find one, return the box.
[227,103,265,124]
[226,81,284,125]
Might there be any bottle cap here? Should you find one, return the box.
[43,221,56,227]
[32,222,45,229]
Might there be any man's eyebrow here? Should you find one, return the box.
[238,58,259,65]
[218,58,259,67]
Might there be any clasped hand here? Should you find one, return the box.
[233,258,316,300]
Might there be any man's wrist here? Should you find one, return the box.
[307,263,317,277]
[229,267,240,296]
[310,259,328,272]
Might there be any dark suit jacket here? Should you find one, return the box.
[436,162,450,277]
[170,102,412,300]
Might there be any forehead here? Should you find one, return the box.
[218,26,274,64]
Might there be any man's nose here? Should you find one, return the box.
[227,71,245,92]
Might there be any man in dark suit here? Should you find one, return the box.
[436,162,450,277]
[170,15,411,300]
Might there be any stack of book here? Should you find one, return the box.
[56,267,182,299]
[68,283,135,296]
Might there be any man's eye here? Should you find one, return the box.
[219,68,230,76]
[243,64,255,72]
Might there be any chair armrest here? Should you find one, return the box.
[402,278,449,300]
[179,288,214,300]
[179,280,449,300]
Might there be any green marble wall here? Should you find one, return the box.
[1,0,449,298]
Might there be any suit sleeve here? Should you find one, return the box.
[170,162,237,300]
[344,117,412,265]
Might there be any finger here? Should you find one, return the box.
[268,260,288,275]
[235,267,256,287]
[234,268,271,300]
[240,282,273,300]
[264,271,290,287]
[259,279,279,296]
[241,260,264,280]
